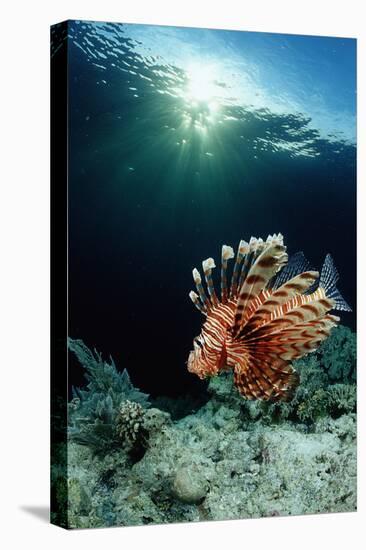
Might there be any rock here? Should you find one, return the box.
[171,463,208,504]
[144,408,171,432]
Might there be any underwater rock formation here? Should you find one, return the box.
[52,327,357,528]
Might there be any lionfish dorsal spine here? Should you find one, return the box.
[221,245,235,303]
[230,239,249,298]
[238,251,253,291]
[237,235,281,291]
[189,290,206,314]
[191,267,210,313]
[202,257,219,307]
[232,237,288,336]
[238,236,261,289]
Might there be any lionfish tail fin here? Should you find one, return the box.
[320,254,352,312]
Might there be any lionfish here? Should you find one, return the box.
[187,234,351,401]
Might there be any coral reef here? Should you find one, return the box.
[54,326,356,528]
[64,408,356,527]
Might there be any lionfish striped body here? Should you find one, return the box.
[188,234,351,401]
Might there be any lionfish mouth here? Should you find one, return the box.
[187,348,204,378]
[187,233,351,401]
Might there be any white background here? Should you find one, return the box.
[0,0,364,548]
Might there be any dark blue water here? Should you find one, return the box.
[52,21,356,397]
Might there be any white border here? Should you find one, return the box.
[1,1,364,548]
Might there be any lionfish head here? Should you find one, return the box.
[187,336,207,379]
[187,320,228,380]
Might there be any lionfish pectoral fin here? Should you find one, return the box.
[320,254,352,312]
[217,345,228,372]
[233,356,299,401]
[239,270,320,338]
[234,312,338,401]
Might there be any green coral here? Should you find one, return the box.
[327,384,357,416]
[317,325,356,382]
[297,389,329,423]
[68,338,150,455]
[296,384,356,424]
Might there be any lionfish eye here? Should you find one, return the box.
[194,336,203,349]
